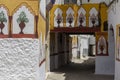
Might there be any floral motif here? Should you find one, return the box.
[17,11,29,34]
[0,11,7,34]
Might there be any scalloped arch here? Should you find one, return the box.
[0,4,10,15]
[89,7,98,15]
[12,2,35,15]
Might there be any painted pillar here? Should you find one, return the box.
[74,5,78,27]
[9,16,12,37]
[35,15,38,38]
[63,10,67,27]
[86,12,89,27]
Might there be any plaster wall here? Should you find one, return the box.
[89,35,95,45]
[0,38,41,80]
[95,1,117,75]
[95,26,115,75]
[39,62,46,80]
[95,55,115,75]
[76,35,89,59]
[108,1,120,80]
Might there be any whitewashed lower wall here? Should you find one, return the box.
[95,56,114,75]
[0,38,40,80]
[108,1,120,80]
[95,29,115,75]
[39,62,46,80]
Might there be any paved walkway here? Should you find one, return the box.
[47,57,114,80]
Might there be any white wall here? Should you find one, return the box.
[95,28,115,75]
[0,38,41,80]
[108,1,120,80]
[39,62,46,80]
[95,0,117,76]
[95,55,115,75]
[89,35,95,45]
[77,35,89,59]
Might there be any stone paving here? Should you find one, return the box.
[47,57,114,80]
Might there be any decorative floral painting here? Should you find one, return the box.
[96,32,108,56]
[0,11,7,34]
[17,11,29,34]
[0,7,8,35]
[116,25,120,61]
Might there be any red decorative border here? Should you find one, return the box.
[0,34,37,38]
[50,27,100,34]
[12,34,36,38]
[0,34,8,38]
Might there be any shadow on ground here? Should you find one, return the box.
[47,57,114,80]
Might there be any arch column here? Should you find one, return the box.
[9,16,12,37]
[86,12,89,27]
[74,6,78,27]
[62,10,67,27]
[35,15,38,38]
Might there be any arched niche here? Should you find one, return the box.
[54,8,63,27]
[13,6,34,34]
[78,7,86,27]
[97,36,107,55]
[89,7,98,27]
[0,6,9,35]
[66,7,74,27]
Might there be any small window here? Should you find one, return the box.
[103,21,108,31]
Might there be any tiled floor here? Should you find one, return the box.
[47,57,114,80]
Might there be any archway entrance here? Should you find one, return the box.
[48,31,114,80]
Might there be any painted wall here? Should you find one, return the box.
[0,0,46,40]
[0,38,40,80]
[0,1,47,80]
[95,32,115,75]
[50,4,108,31]
[108,1,120,80]
[0,0,38,15]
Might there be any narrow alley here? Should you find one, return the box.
[47,57,114,80]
